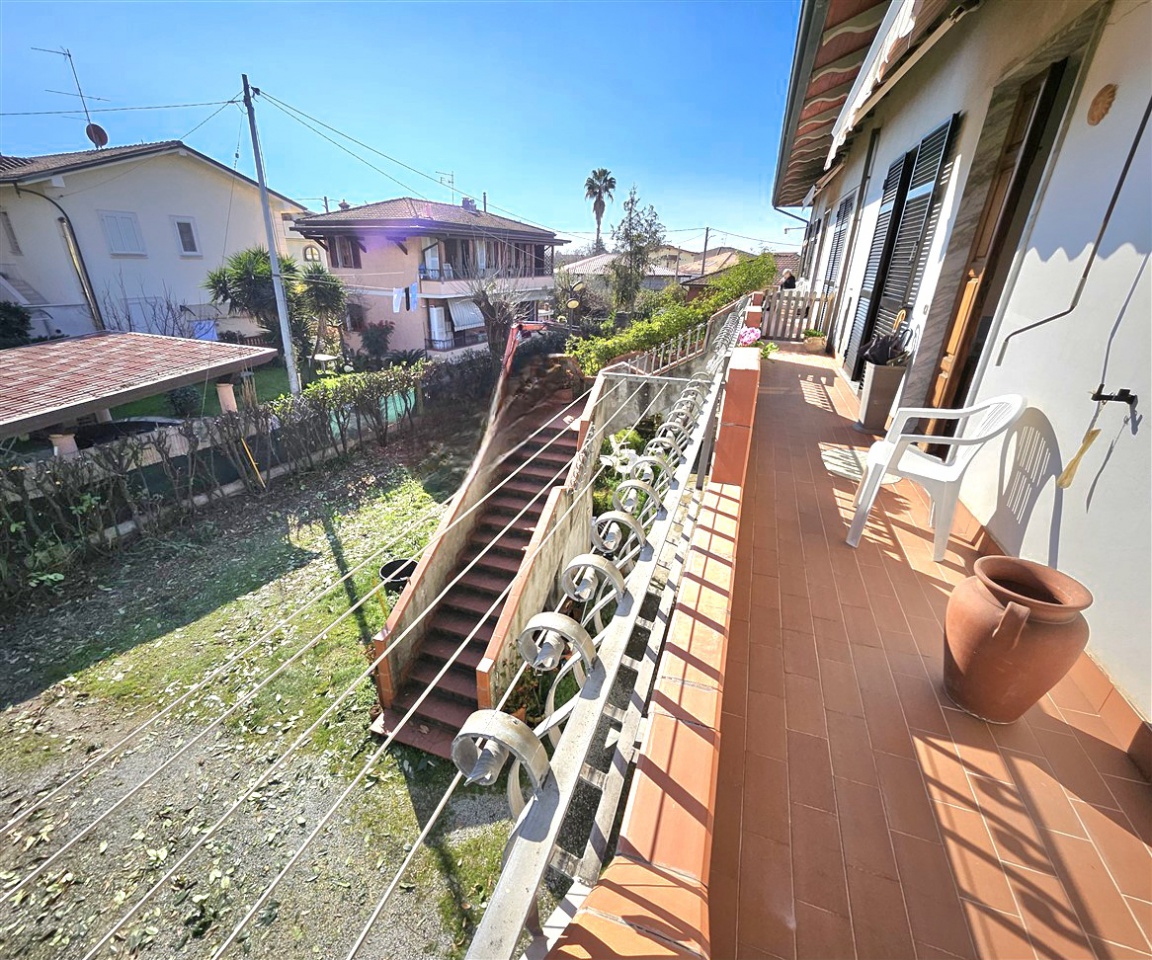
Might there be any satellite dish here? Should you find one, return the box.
[85,123,108,149]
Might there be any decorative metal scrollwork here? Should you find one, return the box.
[591,510,647,573]
[516,612,596,673]
[561,553,626,634]
[453,709,551,816]
[631,452,673,497]
[655,420,692,457]
[644,435,681,465]
[611,478,660,528]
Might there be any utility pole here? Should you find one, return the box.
[700,227,710,277]
[242,74,301,395]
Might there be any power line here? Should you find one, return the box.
[0,99,237,117]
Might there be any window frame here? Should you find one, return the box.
[170,216,202,258]
[303,245,321,263]
[99,210,147,257]
[332,235,362,270]
[0,210,22,256]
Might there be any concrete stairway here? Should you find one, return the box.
[376,407,579,758]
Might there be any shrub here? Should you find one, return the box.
[567,301,712,375]
[0,301,32,350]
[166,385,202,417]
[360,322,395,362]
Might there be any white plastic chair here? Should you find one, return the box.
[845,394,1027,561]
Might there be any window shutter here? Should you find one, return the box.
[843,115,957,380]
[823,195,855,290]
[873,116,958,344]
[176,220,198,254]
[843,155,912,378]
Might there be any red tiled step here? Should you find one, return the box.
[460,547,523,576]
[430,611,495,645]
[409,660,477,702]
[443,590,506,620]
[372,707,456,760]
[393,687,474,731]
[457,569,510,597]
[422,636,485,671]
[486,494,545,518]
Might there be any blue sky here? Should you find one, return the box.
[1,1,803,253]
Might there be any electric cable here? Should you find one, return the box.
[3,385,615,881]
[205,378,677,959]
[0,100,238,116]
[75,376,660,959]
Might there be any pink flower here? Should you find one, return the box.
[737,326,762,346]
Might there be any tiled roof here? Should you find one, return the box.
[0,332,277,437]
[0,141,182,182]
[565,252,679,277]
[295,197,557,238]
[0,141,307,208]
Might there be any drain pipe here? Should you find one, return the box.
[14,185,105,330]
[996,94,1151,362]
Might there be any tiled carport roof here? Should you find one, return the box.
[0,332,277,437]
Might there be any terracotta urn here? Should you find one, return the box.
[943,556,1092,723]
[803,336,827,354]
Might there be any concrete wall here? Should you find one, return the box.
[0,150,315,336]
[962,1,1151,717]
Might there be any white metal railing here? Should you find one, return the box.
[453,297,747,959]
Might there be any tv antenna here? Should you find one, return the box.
[32,46,109,148]
[437,170,456,201]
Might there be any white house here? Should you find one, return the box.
[0,140,323,339]
[778,0,1150,730]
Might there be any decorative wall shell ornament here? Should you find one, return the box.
[1088,84,1117,126]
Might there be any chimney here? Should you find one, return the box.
[462,197,478,213]
[483,192,487,212]
[338,199,351,211]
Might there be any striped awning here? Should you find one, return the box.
[448,298,485,331]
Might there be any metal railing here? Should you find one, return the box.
[425,330,488,352]
[452,296,748,959]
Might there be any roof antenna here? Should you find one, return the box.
[32,46,108,148]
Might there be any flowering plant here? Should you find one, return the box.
[737,326,763,346]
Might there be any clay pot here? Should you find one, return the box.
[803,336,827,354]
[944,556,1092,723]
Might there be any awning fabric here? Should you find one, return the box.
[448,298,485,330]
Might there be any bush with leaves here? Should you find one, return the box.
[359,321,395,365]
[423,351,496,405]
[0,301,33,350]
[166,385,202,417]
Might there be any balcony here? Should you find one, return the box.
[425,329,488,353]
[548,345,1152,960]
[418,265,554,299]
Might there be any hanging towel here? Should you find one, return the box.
[409,282,420,310]
[392,287,404,313]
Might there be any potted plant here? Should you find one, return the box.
[855,326,912,432]
[802,327,827,353]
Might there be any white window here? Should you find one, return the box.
[171,216,201,256]
[99,211,146,256]
[303,245,321,262]
[0,210,22,255]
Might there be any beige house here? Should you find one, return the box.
[0,141,319,339]
[293,197,564,354]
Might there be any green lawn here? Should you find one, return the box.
[111,365,293,419]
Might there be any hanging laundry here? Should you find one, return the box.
[392,287,404,313]
[409,282,420,311]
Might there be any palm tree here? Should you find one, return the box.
[584,168,617,254]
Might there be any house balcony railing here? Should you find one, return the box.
[425,330,488,352]
[418,267,554,299]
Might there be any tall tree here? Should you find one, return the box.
[584,168,617,254]
[206,247,346,374]
[608,187,665,312]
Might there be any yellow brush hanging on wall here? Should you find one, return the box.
[1056,428,1102,488]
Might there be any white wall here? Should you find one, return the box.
[963,1,1151,717]
[823,0,1098,365]
[1,149,316,336]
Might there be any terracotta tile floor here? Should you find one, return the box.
[712,347,1152,960]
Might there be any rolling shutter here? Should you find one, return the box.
[843,155,912,378]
